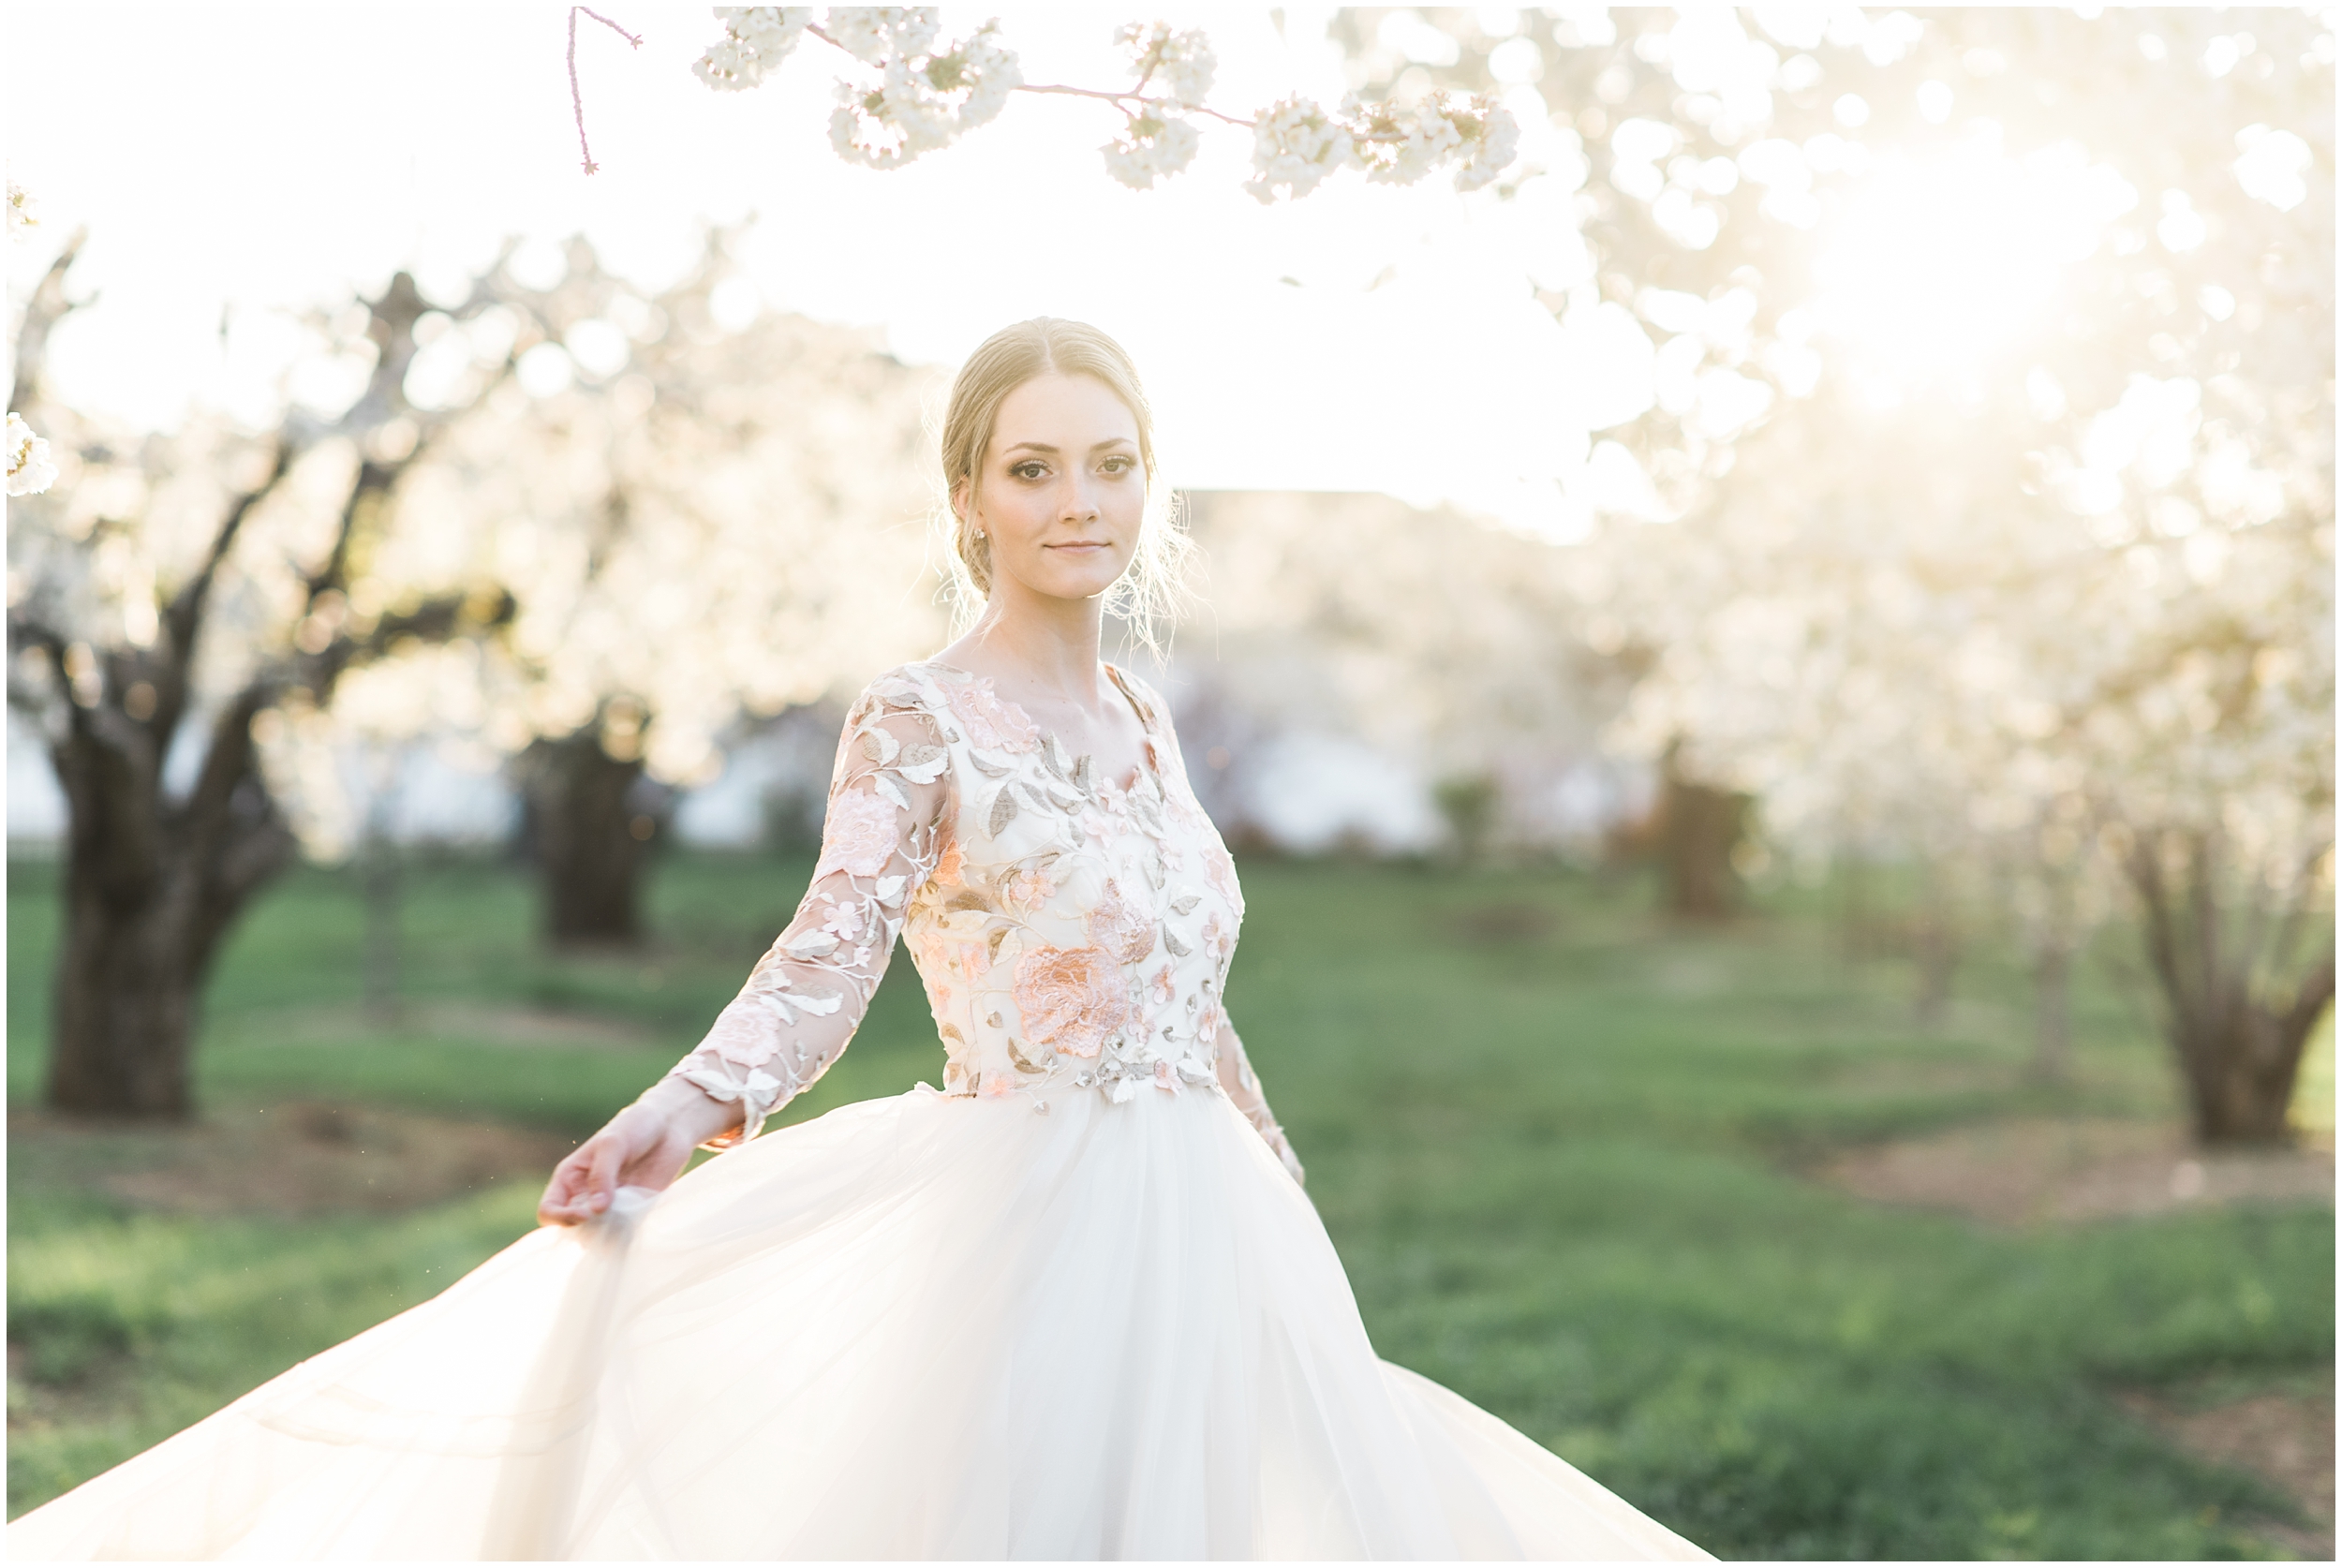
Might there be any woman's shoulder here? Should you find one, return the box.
[854,658,961,707]
[1104,661,1176,732]
[836,662,958,742]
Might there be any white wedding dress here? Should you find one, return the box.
[9,660,1710,1561]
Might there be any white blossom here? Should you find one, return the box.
[1101,113,1201,189]
[1352,95,1462,185]
[7,180,36,244]
[1243,96,1356,203]
[7,412,55,496]
[823,7,940,66]
[1448,95,1521,192]
[1116,21,1215,109]
[827,22,1020,169]
[692,7,815,91]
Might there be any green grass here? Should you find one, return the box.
[7,851,2333,1558]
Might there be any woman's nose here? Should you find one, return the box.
[1057,474,1101,522]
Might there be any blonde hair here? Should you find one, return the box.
[936,318,1192,656]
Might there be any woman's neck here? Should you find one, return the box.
[947,584,1108,704]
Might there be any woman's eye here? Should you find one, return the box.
[1101,456,1134,475]
[1010,462,1047,481]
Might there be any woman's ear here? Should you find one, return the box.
[950,475,971,525]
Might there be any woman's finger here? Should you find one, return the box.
[538,1143,600,1225]
[582,1132,628,1214]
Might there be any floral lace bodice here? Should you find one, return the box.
[664,660,1303,1182]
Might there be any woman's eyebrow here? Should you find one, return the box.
[1000,438,1136,455]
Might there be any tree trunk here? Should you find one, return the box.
[358,748,404,1023]
[45,715,296,1117]
[1656,751,1747,919]
[2029,939,2073,1085]
[1911,911,1960,1027]
[517,728,659,947]
[2128,828,2336,1145]
[1840,852,1871,963]
[51,880,201,1117]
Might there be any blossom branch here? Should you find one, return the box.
[681,10,1519,198]
[1017,82,1253,130]
[568,6,643,176]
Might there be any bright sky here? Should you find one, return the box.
[6,3,1631,529]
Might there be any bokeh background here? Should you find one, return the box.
[7,5,2334,1558]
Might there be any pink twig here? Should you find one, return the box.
[569,6,643,176]
[1018,82,1254,128]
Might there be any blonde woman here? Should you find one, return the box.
[10,320,1710,1561]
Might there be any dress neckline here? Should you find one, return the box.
[913,658,1158,795]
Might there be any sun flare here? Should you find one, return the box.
[1808,136,2140,399]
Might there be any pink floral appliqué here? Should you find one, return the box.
[817,787,900,879]
[1001,865,1058,914]
[946,676,1041,755]
[821,896,866,943]
[1151,1058,1178,1093]
[1084,879,1157,966]
[1012,945,1129,1058]
[1149,964,1177,1006]
[932,839,967,887]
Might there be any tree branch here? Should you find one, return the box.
[154,441,295,749]
[9,229,89,416]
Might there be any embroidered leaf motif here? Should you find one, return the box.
[1171,894,1201,915]
[970,751,1014,777]
[785,931,840,958]
[874,875,907,905]
[988,787,1020,836]
[1042,732,1072,778]
[897,743,948,785]
[1164,928,1193,957]
[1072,754,1094,791]
[860,727,900,764]
[1007,1036,1051,1074]
[874,774,912,812]
[986,925,1011,960]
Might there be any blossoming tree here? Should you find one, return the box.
[7,244,521,1117]
[325,231,944,944]
[1359,7,2332,1130]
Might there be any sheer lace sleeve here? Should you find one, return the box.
[664,673,952,1147]
[1214,1015,1305,1188]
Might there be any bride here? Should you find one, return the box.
[8,319,1710,1561]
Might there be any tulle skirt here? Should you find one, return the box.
[7,1084,1710,1561]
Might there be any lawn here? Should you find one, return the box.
[7,849,2333,1558]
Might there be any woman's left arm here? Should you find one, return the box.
[1213,1014,1306,1189]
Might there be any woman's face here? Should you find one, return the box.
[959,371,1145,607]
